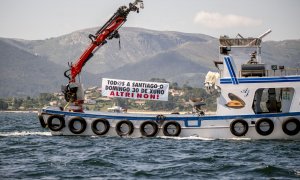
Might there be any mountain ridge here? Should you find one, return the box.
[0,27,300,97]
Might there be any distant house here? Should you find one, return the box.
[85,99,96,105]
[54,92,64,100]
[96,97,111,102]
[19,106,25,110]
[135,100,146,106]
[169,89,184,96]
[57,96,64,100]
[87,86,98,91]
[85,90,92,94]
[49,101,58,106]
[97,87,102,93]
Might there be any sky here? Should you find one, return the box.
[0,0,299,41]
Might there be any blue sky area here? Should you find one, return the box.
[0,0,299,40]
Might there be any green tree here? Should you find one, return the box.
[170,82,179,90]
[113,98,129,108]
[0,99,8,110]
[38,93,56,106]
[12,98,23,110]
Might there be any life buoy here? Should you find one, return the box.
[282,118,300,136]
[47,115,65,131]
[69,117,87,134]
[255,118,274,136]
[116,120,134,136]
[140,121,159,137]
[91,119,110,135]
[163,121,181,136]
[230,119,248,136]
[156,114,166,125]
[38,114,47,128]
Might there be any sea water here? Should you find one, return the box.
[0,112,300,179]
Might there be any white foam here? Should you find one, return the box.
[0,131,51,137]
[160,136,215,141]
[160,136,253,141]
[220,137,252,141]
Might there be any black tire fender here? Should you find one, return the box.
[255,118,274,136]
[38,114,47,128]
[47,115,65,131]
[116,120,134,136]
[140,121,159,137]
[230,119,248,136]
[282,118,300,136]
[91,119,110,135]
[68,117,87,134]
[163,121,181,136]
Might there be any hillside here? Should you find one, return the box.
[0,39,97,97]
[0,27,299,97]
[15,27,218,74]
[262,40,300,67]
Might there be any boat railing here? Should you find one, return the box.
[218,68,300,78]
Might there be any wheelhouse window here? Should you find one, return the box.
[252,88,294,114]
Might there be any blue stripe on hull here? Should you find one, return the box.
[220,76,300,84]
[224,56,239,84]
[43,109,300,121]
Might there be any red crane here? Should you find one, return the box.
[62,0,143,112]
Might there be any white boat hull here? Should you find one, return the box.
[38,107,300,140]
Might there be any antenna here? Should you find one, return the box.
[247,29,272,47]
[258,29,272,39]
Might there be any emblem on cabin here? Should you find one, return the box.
[225,93,245,109]
[241,88,250,97]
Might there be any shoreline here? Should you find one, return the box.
[0,110,38,113]
[1,110,216,115]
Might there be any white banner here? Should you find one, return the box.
[102,78,169,101]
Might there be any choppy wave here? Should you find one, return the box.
[0,131,51,137]
[162,136,253,141]
[160,136,215,141]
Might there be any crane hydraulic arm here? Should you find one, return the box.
[62,0,143,111]
[64,0,144,83]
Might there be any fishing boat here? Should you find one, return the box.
[38,28,300,139]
